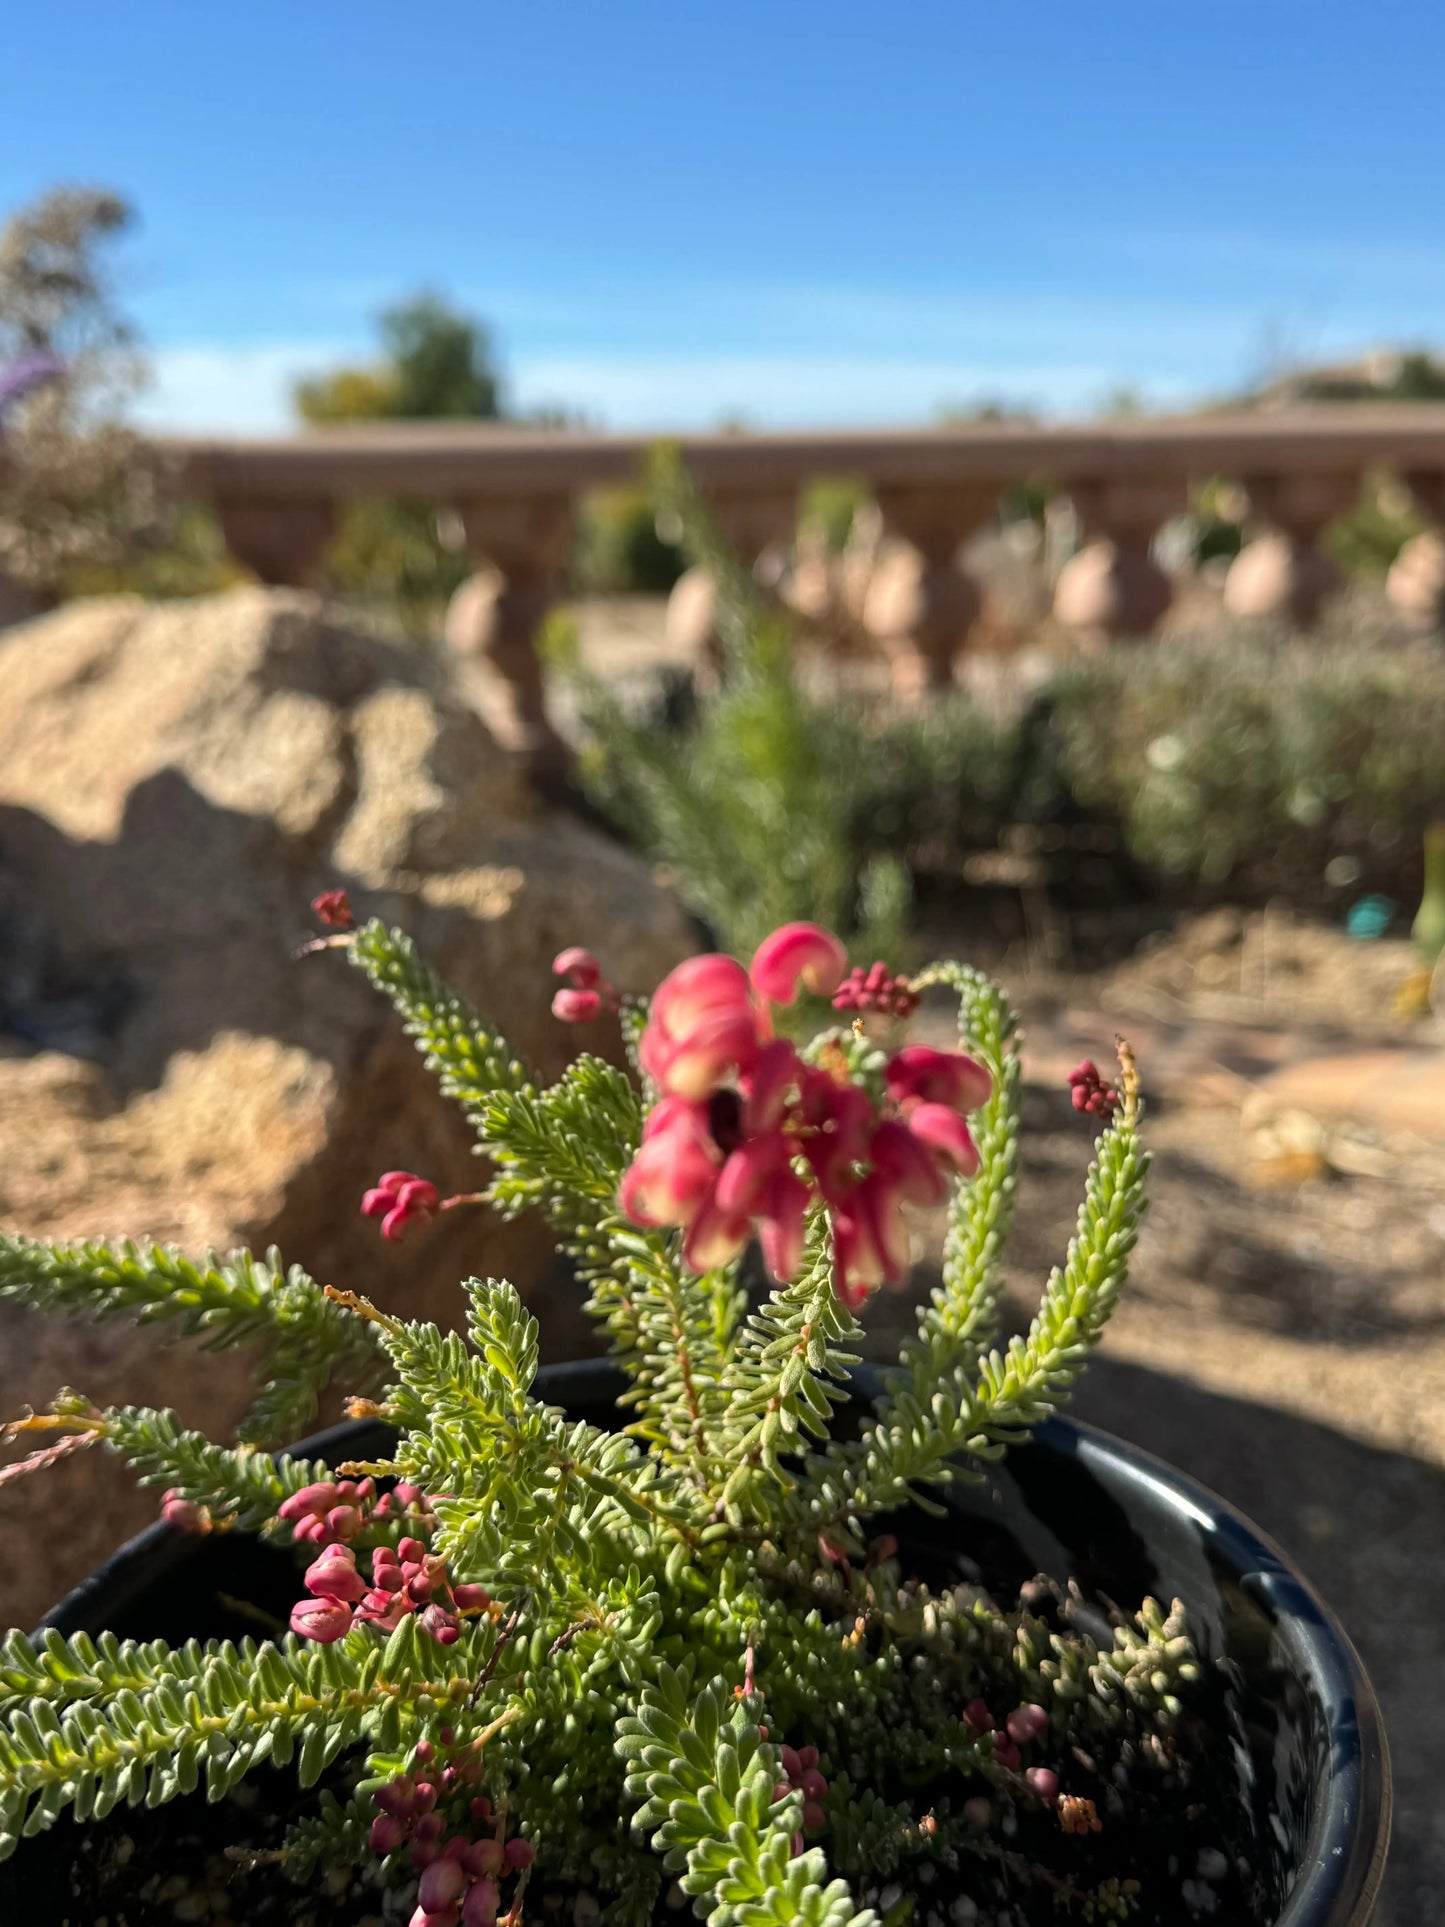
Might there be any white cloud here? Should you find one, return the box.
[132,341,360,434]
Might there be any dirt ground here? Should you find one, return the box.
[861,903,1444,1923]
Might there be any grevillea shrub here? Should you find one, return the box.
[0,904,1199,1927]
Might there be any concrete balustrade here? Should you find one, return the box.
[148,408,1445,765]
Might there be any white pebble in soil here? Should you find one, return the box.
[949,1897,979,1925]
[878,1883,903,1913]
[1181,1877,1220,1916]
[1195,1846,1229,1882]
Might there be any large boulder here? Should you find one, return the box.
[0,587,693,1625]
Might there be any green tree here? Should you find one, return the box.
[295,292,502,425]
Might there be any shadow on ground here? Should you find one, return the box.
[1065,1357,1441,1926]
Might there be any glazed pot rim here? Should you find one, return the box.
[40,1357,1391,1927]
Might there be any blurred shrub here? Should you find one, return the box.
[571,486,685,595]
[1321,469,1426,579]
[561,449,910,962]
[1040,630,1444,902]
[0,184,163,598]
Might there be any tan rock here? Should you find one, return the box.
[0,587,694,1625]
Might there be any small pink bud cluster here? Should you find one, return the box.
[371,1781,532,1927]
[312,888,355,929]
[620,923,992,1310]
[159,1488,212,1533]
[774,1743,829,1856]
[279,1477,378,1547]
[1067,1060,1119,1121]
[831,962,919,1019]
[963,1698,1053,1785]
[288,1538,490,1645]
[551,946,620,1024]
[362,1171,442,1243]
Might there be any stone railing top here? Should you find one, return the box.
[152,405,1445,501]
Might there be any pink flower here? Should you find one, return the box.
[552,945,620,1023]
[905,1102,981,1178]
[885,1045,993,1113]
[279,1478,375,1547]
[1026,1766,1060,1803]
[362,1171,441,1243]
[621,923,992,1313]
[303,1545,368,1603]
[289,1595,353,1642]
[418,1858,469,1912]
[312,888,354,929]
[749,923,849,1006]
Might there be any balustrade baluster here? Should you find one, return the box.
[861,484,995,696]
[1222,471,1357,627]
[444,494,573,787]
[1386,470,1445,631]
[1052,479,1183,644]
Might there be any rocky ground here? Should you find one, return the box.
[860,903,1444,1925]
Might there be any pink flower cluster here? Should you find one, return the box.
[831,961,919,1019]
[311,888,355,929]
[372,1775,532,1927]
[619,922,992,1310]
[279,1476,380,1547]
[774,1743,830,1854]
[363,1171,442,1243]
[289,1538,490,1645]
[1067,1059,1120,1121]
[551,946,619,1024]
[962,1697,1058,1803]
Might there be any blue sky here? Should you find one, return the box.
[5,3,1444,431]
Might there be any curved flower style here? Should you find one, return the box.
[619,923,991,1310]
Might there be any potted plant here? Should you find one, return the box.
[0,903,1390,1925]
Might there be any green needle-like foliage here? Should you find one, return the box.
[0,919,1186,1926]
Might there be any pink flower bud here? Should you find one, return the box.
[312,889,354,929]
[289,1595,353,1642]
[370,1813,408,1855]
[375,1776,415,1817]
[326,1505,362,1541]
[304,1546,367,1603]
[993,1735,1021,1770]
[453,1583,490,1611]
[465,1837,505,1877]
[802,1799,827,1834]
[780,1745,802,1779]
[799,1768,828,1802]
[1007,1703,1051,1745]
[421,1605,460,1644]
[553,946,602,989]
[160,1489,210,1532]
[418,1857,469,1912]
[503,1838,534,1871]
[796,1748,818,1770]
[962,1699,993,1733]
[461,1879,501,1927]
[399,1537,428,1563]
[409,1840,439,1873]
[1026,1766,1060,1803]
[749,923,848,1006]
[552,986,603,1023]
[885,1045,993,1114]
[964,1795,992,1830]
[413,1797,441,1827]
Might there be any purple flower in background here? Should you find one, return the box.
[0,350,64,425]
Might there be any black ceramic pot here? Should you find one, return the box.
[11,1361,1390,1925]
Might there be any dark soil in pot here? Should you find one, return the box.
[3,1363,1389,1927]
